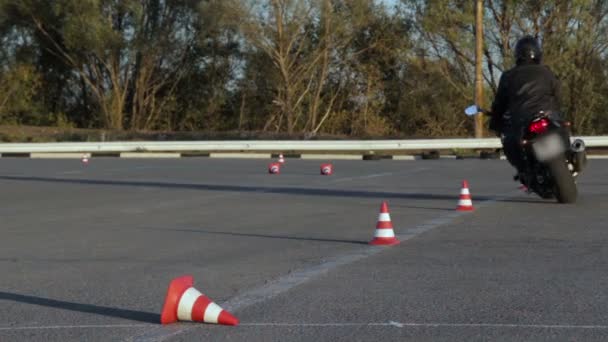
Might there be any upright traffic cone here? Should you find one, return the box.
[278,153,285,164]
[81,153,90,164]
[161,275,239,326]
[456,180,474,211]
[369,201,400,246]
[268,162,281,174]
[320,163,333,175]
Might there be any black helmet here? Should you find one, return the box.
[514,35,542,65]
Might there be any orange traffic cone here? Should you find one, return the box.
[369,201,400,246]
[268,162,281,174]
[456,180,474,211]
[278,153,285,164]
[161,275,239,326]
[320,163,333,175]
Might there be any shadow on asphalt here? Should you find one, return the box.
[152,228,369,245]
[0,291,159,324]
[0,175,502,201]
[0,175,561,205]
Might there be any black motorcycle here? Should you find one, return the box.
[465,106,586,203]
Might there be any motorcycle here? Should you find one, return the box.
[464,105,586,203]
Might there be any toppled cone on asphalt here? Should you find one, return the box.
[320,163,333,175]
[161,275,239,326]
[456,180,474,211]
[268,162,281,174]
[369,201,400,246]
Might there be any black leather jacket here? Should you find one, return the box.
[490,62,561,133]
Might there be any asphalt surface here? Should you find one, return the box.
[0,157,606,341]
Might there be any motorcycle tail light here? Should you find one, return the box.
[529,118,549,134]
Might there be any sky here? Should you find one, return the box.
[376,0,399,7]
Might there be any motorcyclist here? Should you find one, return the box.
[489,35,562,177]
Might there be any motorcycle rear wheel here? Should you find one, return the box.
[548,158,578,203]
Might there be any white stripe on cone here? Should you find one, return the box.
[176,287,222,323]
[461,188,470,195]
[377,213,391,221]
[369,201,400,245]
[374,228,396,238]
[160,275,239,326]
[458,199,473,206]
[203,302,223,324]
[177,288,202,321]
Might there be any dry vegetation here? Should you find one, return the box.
[0,0,606,141]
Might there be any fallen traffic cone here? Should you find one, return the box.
[369,201,400,246]
[278,153,285,164]
[160,275,239,326]
[320,163,333,175]
[268,162,281,174]
[456,180,474,211]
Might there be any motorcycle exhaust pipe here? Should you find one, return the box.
[571,139,587,172]
[572,139,585,152]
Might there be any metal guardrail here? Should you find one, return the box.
[0,136,605,153]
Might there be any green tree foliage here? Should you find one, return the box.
[0,0,606,136]
[404,0,608,135]
[0,64,41,123]
[3,0,204,130]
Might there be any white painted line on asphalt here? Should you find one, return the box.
[222,190,509,316]
[132,190,516,341]
[236,322,608,329]
[6,320,608,332]
[88,165,190,176]
[358,172,396,180]
[327,172,394,184]
[326,168,430,185]
[389,321,405,328]
[239,322,608,330]
[58,170,83,175]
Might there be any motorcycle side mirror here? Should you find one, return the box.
[464,105,480,116]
